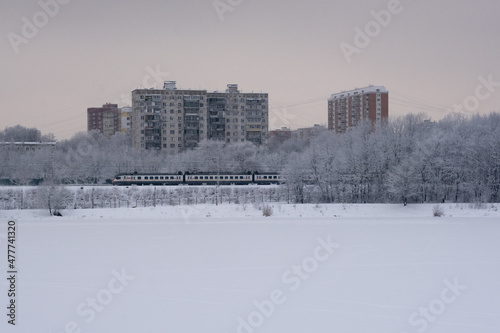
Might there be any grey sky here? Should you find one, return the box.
[1,0,500,139]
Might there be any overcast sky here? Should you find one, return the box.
[1,0,500,140]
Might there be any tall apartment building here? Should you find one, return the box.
[87,103,121,137]
[132,82,268,153]
[328,86,388,133]
[207,84,268,145]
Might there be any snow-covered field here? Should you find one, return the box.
[1,204,499,332]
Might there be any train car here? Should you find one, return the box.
[184,173,253,186]
[253,173,283,185]
[112,173,183,186]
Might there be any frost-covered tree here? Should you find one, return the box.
[36,181,73,216]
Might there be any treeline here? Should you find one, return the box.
[282,113,500,204]
[1,112,500,204]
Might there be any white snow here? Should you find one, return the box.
[1,203,499,333]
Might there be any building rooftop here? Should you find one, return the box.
[328,86,388,101]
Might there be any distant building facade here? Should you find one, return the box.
[132,82,268,153]
[328,86,388,133]
[269,127,292,144]
[120,106,132,133]
[0,141,56,152]
[292,124,326,140]
[87,103,121,137]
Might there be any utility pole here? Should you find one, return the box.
[215,156,220,206]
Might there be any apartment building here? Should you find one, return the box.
[207,84,268,145]
[87,103,121,137]
[328,86,388,133]
[131,82,206,153]
[132,82,268,153]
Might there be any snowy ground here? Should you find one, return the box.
[1,203,499,333]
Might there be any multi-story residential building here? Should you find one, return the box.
[131,82,207,153]
[87,103,121,137]
[132,82,268,153]
[120,106,132,133]
[328,86,388,133]
[207,84,268,145]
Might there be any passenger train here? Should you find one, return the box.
[112,172,283,186]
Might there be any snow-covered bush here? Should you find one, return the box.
[262,204,273,217]
[433,204,444,217]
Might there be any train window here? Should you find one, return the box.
[263,176,268,179]
[160,176,164,180]
[116,177,121,180]
[209,176,213,180]
[194,176,198,180]
[137,177,142,180]
[224,176,228,179]
[230,176,233,180]
[155,177,159,180]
